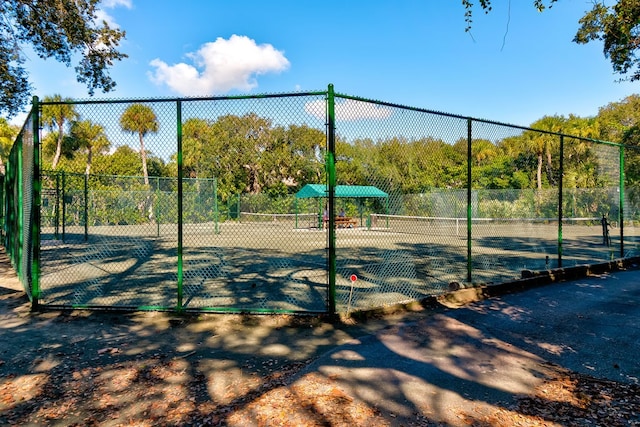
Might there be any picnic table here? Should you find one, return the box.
[334,216,357,228]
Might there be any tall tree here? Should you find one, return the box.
[69,119,109,175]
[119,103,158,186]
[207,113,272,197]
[574,1,640,82]
[596,94,640,184]
[529,115,565,189]
[0,0,127,117]
[596,94,640,142]
[41,94,78,170]
[264,124,325,191]
[181,118,212,178]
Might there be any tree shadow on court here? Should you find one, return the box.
[36,225,640,314]
[177,246,329,312]
[38,234,181,308]
[473,233,627,272]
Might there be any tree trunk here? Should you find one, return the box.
[52,133,64,169]
[537,153,543,189]
[139,133,149,186]
[545,148,556,186]
[85,146,92,176]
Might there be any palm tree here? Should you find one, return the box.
[529,115,565,189]
[69,120,110,176]
[41,95,79,170]
[119,104,159,186]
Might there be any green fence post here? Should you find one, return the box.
[61,172,66,242]
[327,84,337,314]
[214,178,219,234]
[54,173,60,239]
[31,96,41,309]
[466,119,472,283]
[84,173,88,241]
[16,141,22,282]
[176,100,184,312]
[0,176,3,240]
[558,135,564,268]
[156,176,160,237]
[620,145,625,257]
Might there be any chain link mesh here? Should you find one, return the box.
[3,90,639,313]
[4,112,35,298]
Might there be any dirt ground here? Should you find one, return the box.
[1,250,639,426]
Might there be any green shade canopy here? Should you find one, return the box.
[295,184,388,199]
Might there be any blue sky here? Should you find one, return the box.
[22,0,638,128]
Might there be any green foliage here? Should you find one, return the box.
[92,145,143,177]
[574,1,640,82]
[22,92,640,227]
[239,192,304,215]
[0,0,126,117]
[41,172,218,227]
[0,117,19,173]
[178,114,325,202]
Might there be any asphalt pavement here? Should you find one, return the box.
[295,268,640,425]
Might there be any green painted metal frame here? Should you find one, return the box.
[3,86,636,314]
[326,84,337,314]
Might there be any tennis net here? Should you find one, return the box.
[239,212,319,228]
[369,214,603,237]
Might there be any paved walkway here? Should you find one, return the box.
[2,246,638,425]
[296,269,640,425]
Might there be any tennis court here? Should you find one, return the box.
[6,89,640,315]
[37,212,635,312]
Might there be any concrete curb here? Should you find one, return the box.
[346,256,640,319]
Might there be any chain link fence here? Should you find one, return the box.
[3,111,37,300]
[3,86,639,313]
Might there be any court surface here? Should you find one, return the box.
[37,218,639,312]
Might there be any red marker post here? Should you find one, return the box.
[347,274,358,315]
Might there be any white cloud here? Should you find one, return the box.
[305,99,393,121]
[101,0,132,7]
[96,0,132,28]
[148,35,290,96]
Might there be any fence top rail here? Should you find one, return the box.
[34,89,328,107]
[333,91,625,149]
[41,170,217,181]
[23,84,628,150]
